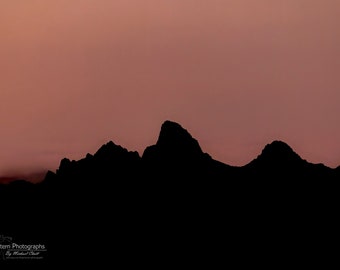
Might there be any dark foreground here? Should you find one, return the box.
[1,121,339,266]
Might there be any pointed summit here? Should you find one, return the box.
[262,140,298,157]
[250,140,304,168]
[142,120,205,162]
[156,121,203,154]
[95,141,125,157]
[94,140,140,162]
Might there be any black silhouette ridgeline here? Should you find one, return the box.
[1,121,339,266]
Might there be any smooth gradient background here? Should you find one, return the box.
[1,0,340,178]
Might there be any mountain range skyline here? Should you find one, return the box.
[1,120,338,184]
[2,1,340,177]
[1,120,338,264]
[2,2,339,264]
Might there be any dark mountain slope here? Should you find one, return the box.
[54,140,141,186]
[243,140,336,180]
[249,138,336,179]
[142,120,236,180]
[0,120,339,266]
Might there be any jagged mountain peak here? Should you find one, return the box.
[93,141,140,162]
[254,140,303,165]
[156,120,203,153]
[142,121,204,161]
[262,140,295,155]
[95,141,121,155]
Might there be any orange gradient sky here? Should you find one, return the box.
[1,0,340,175]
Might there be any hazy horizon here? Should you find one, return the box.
[1,1,340,176]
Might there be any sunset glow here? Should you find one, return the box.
[1,0,340,176]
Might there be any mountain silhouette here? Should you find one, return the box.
[0,120,339,265]
[244,140,335,180]
[144,120,204,159]
[40,121,339,183]
[255,140,302,163]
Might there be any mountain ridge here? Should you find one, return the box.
[47,120,340,181]
[1,120,339,264]
[1,120,339,184]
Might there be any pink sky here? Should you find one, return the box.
[1,0,340,176]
